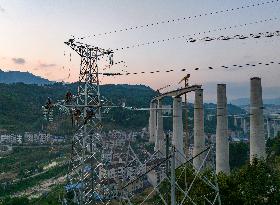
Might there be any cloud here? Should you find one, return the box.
[12,58,26,65]
[0,6,5,13]
[39,63,56,68]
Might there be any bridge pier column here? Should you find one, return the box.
[149,102,157,143]
[193,89,205,171]
[243,118,247,134]
[216,84,230,174]
[250,77,266,161]
[155,99,165,155]
[172,97,185,167]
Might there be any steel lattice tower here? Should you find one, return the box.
[64,39,113,205]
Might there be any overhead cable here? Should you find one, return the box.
[114,18,279,51]
[100,59,280,76]
[77,0,279,39]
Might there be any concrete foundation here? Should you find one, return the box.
[216,84,230,174]
[149,102,157,143]
[155,99,165,155]
[172,97,185,167]
[193,89,205,170]
[250,77,266,161]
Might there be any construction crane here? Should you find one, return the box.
[178,74,190,158]
[156,84,170,94]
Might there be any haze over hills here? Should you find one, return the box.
[196,82,280,105]
[230,97,280,106]
[0,69,52,85]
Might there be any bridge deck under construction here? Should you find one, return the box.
[152,84,202,101]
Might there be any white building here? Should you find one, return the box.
[24,132,51,144]
[0,134,11,144]
[99,162,126,180]
[24,132,34,143]
[0,134,22,144]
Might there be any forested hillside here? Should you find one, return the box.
[0,83,245,134]
[0,83,157,133]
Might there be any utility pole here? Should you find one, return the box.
[165,132,170,178]
[165,132,170,204]
[179,74,190,158]
[171,146,176,205]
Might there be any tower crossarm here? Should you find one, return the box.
[64,39,113,58]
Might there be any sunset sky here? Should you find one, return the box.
[0,0,279,100]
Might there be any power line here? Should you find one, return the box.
[100,59,280,76]
[58,25,279,84]
[62,17,278,82]
[76,0,279,39]
[114,18,279,51]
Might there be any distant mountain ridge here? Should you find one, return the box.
[231,97,280,105]
[0,69,52,85]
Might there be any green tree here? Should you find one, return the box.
[219,159,280,205]
[1,197,30,205]
[267,135,280,158]
[229,142,249,169]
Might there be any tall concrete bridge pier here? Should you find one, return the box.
[155,99,165,155]
[172,97,184,167]
[250,77,266,161]
[193,88,205,171]
[216,84,230,174]
[149,102,157,143]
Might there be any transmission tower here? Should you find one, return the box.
[43,38,114,205]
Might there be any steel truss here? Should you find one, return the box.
[43,38,115,205]
[120,145,221,205]
[64,39,115,205]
